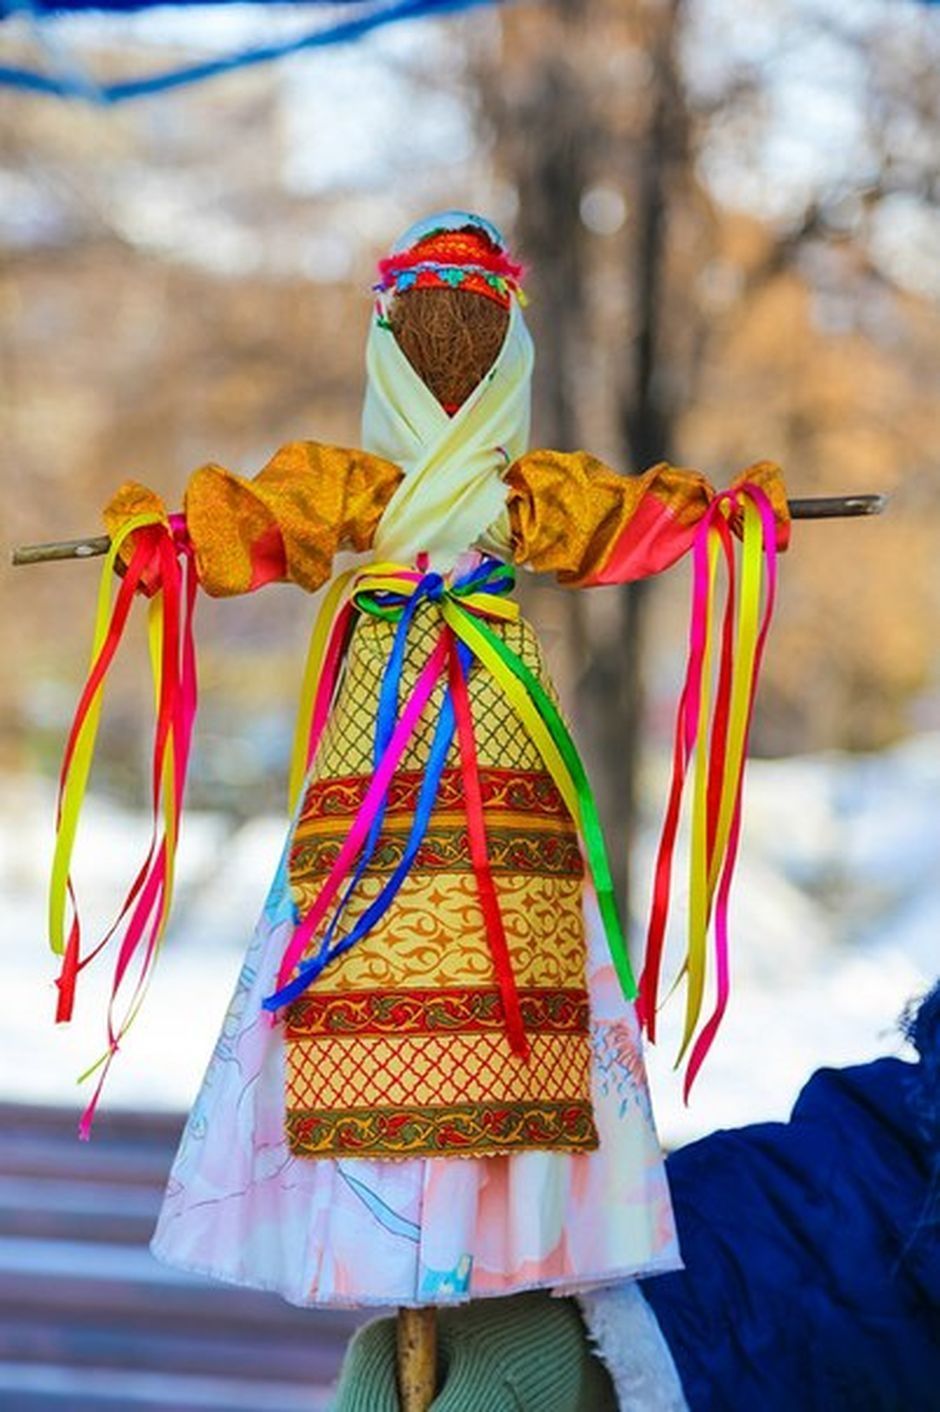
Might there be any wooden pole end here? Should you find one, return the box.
[397,1305,438,1412]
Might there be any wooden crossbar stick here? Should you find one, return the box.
[11,533,111,566]
[9,495,887,568]
[786,494,885,519]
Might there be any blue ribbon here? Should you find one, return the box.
[285,569,448,982]
[262,557,511,1012]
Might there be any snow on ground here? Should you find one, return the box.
[0,738,936,1147]
[0,773,283,1115]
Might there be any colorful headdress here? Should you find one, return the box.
[374,210,526,309]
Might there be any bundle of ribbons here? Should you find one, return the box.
[49,483,778,1133]
[49,511,197,1136]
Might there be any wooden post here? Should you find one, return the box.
[397,1305,437,1412]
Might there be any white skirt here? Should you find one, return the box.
[150,837,680,1308]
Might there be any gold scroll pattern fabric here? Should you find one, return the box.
[284,604,597,1160]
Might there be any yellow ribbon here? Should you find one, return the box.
[679,497,765,1063]
[49,512,165,956]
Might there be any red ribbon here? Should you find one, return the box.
[52,518,198,1137]
[637,485,779,1096]
[448,641,529,1059]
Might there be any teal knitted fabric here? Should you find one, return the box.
[332,1292,617,1411]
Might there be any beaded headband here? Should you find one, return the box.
[375,211,526,310]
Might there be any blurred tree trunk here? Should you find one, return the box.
[477,0,691,933]
[476,0,595,582]
[613,0,689,923]
[502,41,591,447]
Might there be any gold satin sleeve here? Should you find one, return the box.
[101,482,170,596]
[102,481,169,533]
[504,449,789,585]
[504,449,714,584]
[728,460,790,543]
[183,442,403,596]
[104,442,404,598]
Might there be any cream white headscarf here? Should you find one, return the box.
[362,219,534,573]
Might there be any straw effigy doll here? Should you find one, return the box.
[50,211,789,1308]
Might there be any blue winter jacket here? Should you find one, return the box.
[643,990,940,1411]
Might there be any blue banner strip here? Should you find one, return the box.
[0,0,500,102]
